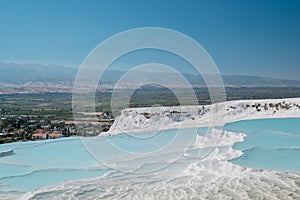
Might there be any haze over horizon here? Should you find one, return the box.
[1,60,300,83]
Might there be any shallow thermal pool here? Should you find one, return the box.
[0,118,299,199]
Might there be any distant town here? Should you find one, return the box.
[0,112,114,144]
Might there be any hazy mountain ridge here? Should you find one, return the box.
[0,62,299,89]
[0,62,76,84]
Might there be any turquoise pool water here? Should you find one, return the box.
[0,128,204,192]
[223,118,300,173]
[0,118,299,195]
[0,138,108,191]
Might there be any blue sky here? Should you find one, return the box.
[0,0,299,80]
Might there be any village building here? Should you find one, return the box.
[32,129,63,140]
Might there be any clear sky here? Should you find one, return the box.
[0,0,299,80]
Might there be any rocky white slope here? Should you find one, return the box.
[106,98,300,135]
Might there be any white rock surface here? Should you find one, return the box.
[105,98,300,135]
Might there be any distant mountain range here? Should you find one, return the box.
[0,62,76,84]
[0,62,299,92]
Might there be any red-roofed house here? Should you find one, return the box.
[32,129,63,140]
[32,129,48,139]
[49,132,63,139]
[32,132,46,139]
